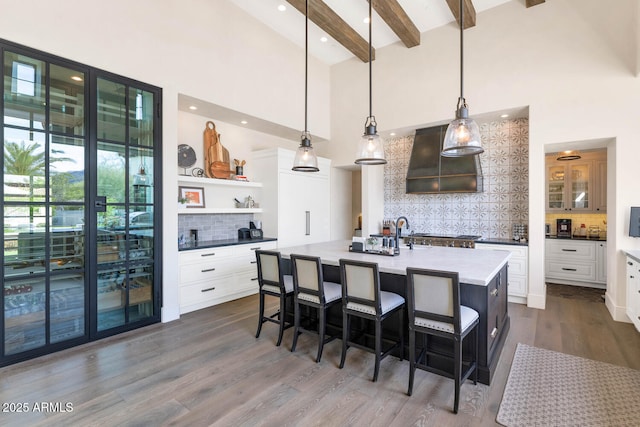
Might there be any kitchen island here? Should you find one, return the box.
[278,240,512,385]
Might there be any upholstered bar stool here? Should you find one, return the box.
[406,267,479,414]
[290,254,342,362]
[255,250,294,346]
[338,259,405,382]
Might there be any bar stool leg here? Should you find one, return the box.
[276,294,286,347]
[291,299,300,352]
[256,292,265,339]
[316,307,326,363]
[453,337,461,414]
[407,328,415,396]
[372,319,381,382]
[339,311,350,369]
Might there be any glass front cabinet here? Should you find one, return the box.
[1,40,162,365]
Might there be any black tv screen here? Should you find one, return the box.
[630,207,640,237]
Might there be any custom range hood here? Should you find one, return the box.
[406,125,483,194]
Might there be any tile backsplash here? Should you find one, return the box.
[178,213,254,242]
[545,213,607,236]
[383,118,529,240]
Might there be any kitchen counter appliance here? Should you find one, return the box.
[556,218,572,238]
[404,233,481,248]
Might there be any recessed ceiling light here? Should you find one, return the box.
[320,36,328,43]
[390,132,396,136]
[277,4,286,12]
[188,105,198,110]
[70,76,83,82]
[363,17,370,24]
[500,114,509,118]
[240,120,248,125]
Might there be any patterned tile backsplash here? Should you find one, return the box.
[178,213,254,242]
[383,118,529,240]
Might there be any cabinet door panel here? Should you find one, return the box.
[278,172,329,247]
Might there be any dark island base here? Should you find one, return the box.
[282,261,509,386]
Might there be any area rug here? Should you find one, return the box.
[496,343,640,427]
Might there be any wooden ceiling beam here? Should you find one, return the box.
[370,0,420,48]
[286,0,373,62]
[526,0,546,7]
[445,0,477,29]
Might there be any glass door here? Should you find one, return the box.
[1,39,161,366]
[93,77,158,333]
[2,50,88,356]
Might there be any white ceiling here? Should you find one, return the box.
[228,0,513,65]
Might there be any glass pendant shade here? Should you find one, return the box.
[442,106,483,157]
[355,120,386,165]
[354,0,386,166]
[292,131,319,172]
[292,0,319,172]
[442,0,484,157]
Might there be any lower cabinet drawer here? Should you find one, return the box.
[546,260,596,281]
[179,275,236,312]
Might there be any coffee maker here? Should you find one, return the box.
[249,220,263,239]
[556,218,572,238]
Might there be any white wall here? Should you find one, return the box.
[329,0,640,318]
[1,0,331,322]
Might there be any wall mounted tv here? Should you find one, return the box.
[630,207,640,237]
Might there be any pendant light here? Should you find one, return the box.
[441,0,484,157]
[292,0,319,172]
[556,150,581,161]
[354,0,386,165]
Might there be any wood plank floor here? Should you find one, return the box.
[1,286,639,427]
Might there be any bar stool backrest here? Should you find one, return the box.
[407,268,461,334]
[256,250,285,292]
[291,255,323,301]
[340,259,381,314]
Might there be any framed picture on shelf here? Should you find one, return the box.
[179,186,205,208]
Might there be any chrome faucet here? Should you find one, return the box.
[395,216,410,253]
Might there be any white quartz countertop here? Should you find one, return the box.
[625,250,640,263]
[278,240,511,286]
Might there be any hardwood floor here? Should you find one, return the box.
[1,286,639,426]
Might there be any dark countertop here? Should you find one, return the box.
[476,238,529,247]
[546,235,607,242]
[179,237,277,251]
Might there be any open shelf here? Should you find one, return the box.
[178,176,262,188]
[178,207,262,214]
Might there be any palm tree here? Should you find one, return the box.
[4,140,74,176]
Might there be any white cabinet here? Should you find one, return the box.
[178,240,277,314]
[625,255,640,332]
[545,239,605,288]
[476,243,528,303]
[596,242,607,284]
[594,160,607,213]
[545,151,607,213]
[252,148,331,248]
[177,176,263,214]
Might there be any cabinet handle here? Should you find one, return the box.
[562,268,577,271]
[490,289,498,297]
[305,211,310,236]
[490,327,498,338]
[251,277,258,281]
[201,252,216,257]
[250,247,261,251]
[250,261,257,264]
[201,287,215,292]
[629,261,634,266]
[201,268,216,272]
[561,249,577,252]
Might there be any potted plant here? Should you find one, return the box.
[178,196,189,208]
[366,236,378,252]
